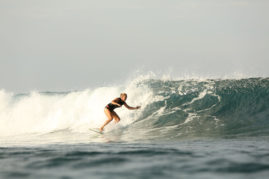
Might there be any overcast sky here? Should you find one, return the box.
[1,0,269,92]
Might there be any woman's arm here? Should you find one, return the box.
[124,103,141,110]
[111,98,121,106]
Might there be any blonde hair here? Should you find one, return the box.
[120,93,127,98]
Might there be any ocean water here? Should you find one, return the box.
[0,77,269,178]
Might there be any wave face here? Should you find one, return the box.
[129,77,269,140]
[0,77,269,142]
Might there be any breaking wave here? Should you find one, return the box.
[0,76,269,143]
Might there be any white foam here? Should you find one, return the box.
[0,78,153,137]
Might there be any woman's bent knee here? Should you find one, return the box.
[114,117,120,123]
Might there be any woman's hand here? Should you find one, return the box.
[124,103,141,110]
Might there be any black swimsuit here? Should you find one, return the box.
[105,98,125,111]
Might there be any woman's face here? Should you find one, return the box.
[121,95,127,101]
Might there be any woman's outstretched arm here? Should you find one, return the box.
[124,103,141,110]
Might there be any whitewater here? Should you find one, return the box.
[1,76,269,179]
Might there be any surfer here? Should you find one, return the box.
[100,93,141,132]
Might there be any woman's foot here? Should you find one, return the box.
[99,127,104,132]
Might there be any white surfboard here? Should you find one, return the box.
[89,128,103,134]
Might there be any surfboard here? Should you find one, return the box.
[89,128,103,134]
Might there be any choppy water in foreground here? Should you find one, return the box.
[1,138,269,179]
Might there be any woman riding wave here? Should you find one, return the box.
[100,93,140,132]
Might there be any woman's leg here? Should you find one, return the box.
[100,108,113,131]
[111,111,121,123]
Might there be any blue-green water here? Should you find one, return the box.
[0,77,269,178]
[1,139,269,179]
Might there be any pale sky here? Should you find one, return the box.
[1,0,269,92]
